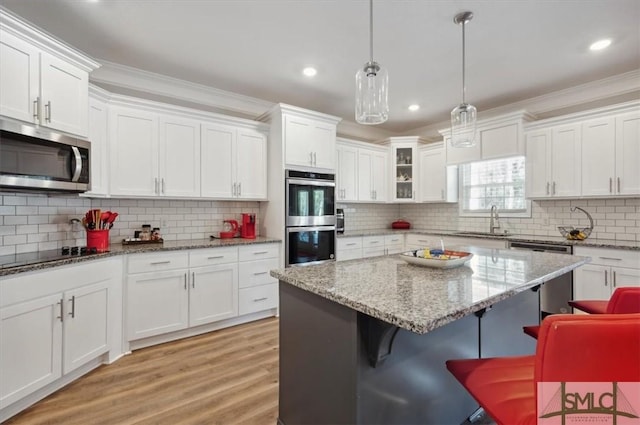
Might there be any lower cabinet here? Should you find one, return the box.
[238,244,279,315]
[0,259,119,414]
[337,234,406,261]
[573,247,640,301]
[337,237,364,261]
[190,263,238,326]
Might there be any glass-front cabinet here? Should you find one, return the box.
[386,137,424,202]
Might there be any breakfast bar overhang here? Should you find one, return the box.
[270,248,589,425]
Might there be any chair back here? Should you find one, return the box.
[535,314,640,383]
[606,287,640,314]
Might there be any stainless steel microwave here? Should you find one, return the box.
[0,119,90,193]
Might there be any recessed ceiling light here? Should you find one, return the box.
[408,104,420,111]
[589,39,612,51]
[302,67,317,77]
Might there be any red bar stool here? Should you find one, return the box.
[447,314,640,425]
[523,286,640,339]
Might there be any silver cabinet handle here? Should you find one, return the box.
[155,177,159,194]
[374,190,377,200]
[192,272,195,288]
[346,243,357,246]
[613,270,617,287]
[604,270,608,286]
[253,297,268,302]
[369,241,380,244]
[207,255,224,260]
[184,273,187,290]
[57,299,64,322]
[599,257,622,261]
[44,101,51,123]
[552,182,556,195]
[253,271,268,275]
[150,260,171,265]
[617,177,621,193]
[417,239,430,243]
[162,178,165,194]
[253,251,268,255]
[314,152,317,166]
[609,177,613,193]
[33,97,40,121]
[238,182,241,197]
[68,295,76,318]
[546,182,550,195]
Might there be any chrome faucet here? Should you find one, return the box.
[490,205,501,234]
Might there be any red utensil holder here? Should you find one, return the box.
[87,229,110,252]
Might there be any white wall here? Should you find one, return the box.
[0,192,259,255]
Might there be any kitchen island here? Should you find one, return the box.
[270,247,589,425]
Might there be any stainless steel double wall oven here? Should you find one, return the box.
[285,170,336,266]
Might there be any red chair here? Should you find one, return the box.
[447,314,640,425]
[523,286,640,339]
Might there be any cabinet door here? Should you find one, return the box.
[190,264,238,327]
[525,130,551,198]
[357,150,374,201]
[0,294,63,408]
[201,123,234,198]
[371,151,388,202]
[63,281,109,374]
[310,122,336,170]
[615,112,640,195]
[109,107,159,196]
[480,123,520,160]
[550,124,581,197]
[336,144,358,201]
[236,129,267,199]
[419,147,446,202]
[581,117,615,196]
[86,97,109,196]
[612,267,640,290]
[40,52,89,136]
[392,146,416,202]
[159,115,201,197]
[573,264,611,301]
[127,270,189,341]
[284,115,314,168]
[0,29,39,124]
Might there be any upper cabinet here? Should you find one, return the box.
[85,89,109,197]
[260,104,341,173]
[444,111,533,166]
[525,101,639,199]
[382,137,429,203]
[336,138,387,203]
[418,143,458,203]
[0,10,100,137]
[336,143,358,202]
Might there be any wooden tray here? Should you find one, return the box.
[122,238,164,245]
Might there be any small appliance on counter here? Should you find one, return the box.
[391,219,411,229]
[241,213,256,239]
[220,220,239,239]
[336,209,345,234]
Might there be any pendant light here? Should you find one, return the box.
[355,0,388,125]
[450,11,477,148]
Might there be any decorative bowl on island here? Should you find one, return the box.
[400,249,473,269]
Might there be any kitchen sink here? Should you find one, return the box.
[452,231,513,238]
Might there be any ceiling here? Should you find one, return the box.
[2,0,639,133]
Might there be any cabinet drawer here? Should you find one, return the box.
[574,247,640,269]
[238,243,279,261]
[405,234,438,248]
[239,284,278,315]
[337,237,362,250]
[363,246,385,257]
[127,252,189,274]
[362,236,384,248]
[239,258,279,288]
[384,234,404,246]
[190,247,238,267]
[338,248,363,262]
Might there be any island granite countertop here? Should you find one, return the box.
[270,247,589,334]
[0,237,281,277]
[338,228,640,251]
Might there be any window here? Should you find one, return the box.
[459,156,530,217]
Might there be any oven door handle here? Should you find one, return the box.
[286,178,335,188]
[286,226,336,234]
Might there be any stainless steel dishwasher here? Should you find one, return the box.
[508,241,573,317]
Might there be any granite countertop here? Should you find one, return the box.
[338,228,640,251]
[0,237,281,277]
[271,247,589,334]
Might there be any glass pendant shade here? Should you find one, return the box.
[355,61,389,125]
[450,102,477,147]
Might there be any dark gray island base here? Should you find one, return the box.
[271,249,589,425]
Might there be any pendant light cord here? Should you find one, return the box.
[369,0,374,62]
[461,20,466,104]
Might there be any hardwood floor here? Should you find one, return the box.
[6,318,279,425]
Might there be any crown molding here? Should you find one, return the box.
[90,60,274,118]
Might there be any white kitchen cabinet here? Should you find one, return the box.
[442,236,507,250]
[362,235,385,257]
[405,234,441,251]
[0,294,63,409]
[190,263,238,326]
[615,112,640,195]
[573,247,640,301]
[418,143,458,203]
[0,23,97,137]
[85,93,109,196]
[337,237,364,261]
[581,117,615,197]
[238,244,279,315]
[389,142,418,202]
[525,124,581,198]
[201,123,267,199]
[159,115,201,197]
[284,114,336,170]
[384,234,405,255]
[358,148,388,202]
[336,143,359,202]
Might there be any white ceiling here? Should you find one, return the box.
[2,0,639,134]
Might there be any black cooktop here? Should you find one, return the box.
[0,246,101,269]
